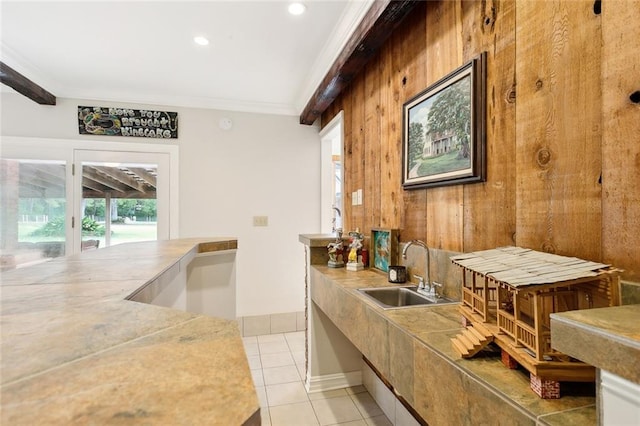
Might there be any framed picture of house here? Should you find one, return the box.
[370,228,399,273]
[402,52,486,189]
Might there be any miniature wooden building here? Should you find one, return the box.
[450,246,621,398]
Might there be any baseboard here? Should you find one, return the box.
[305,370,362,393]
[240,311,306,336]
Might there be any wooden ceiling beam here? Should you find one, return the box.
[82,177,109,194]
[127,167,157,188]
[93,166,150,194]
[82,168,128,194]
[0,61,56,105]
[82,190,157,200]
[299,0,419,125]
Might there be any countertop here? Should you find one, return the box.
[550,304,640,384]
[310,265,600,425]
[0,238,259,425]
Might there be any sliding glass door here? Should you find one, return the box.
[0,159,70,269]
[0,137,178,269]
[73,150,171,252]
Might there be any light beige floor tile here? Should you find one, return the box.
[261,351,295,368]
[255,386,268,407]
[295,362,307,381]
[261,407,272,426]
[284,331,305,341]
[243,341,259,356]
[266,381,310,406]
[260,340,291,354]
[287,340,306,352]
[308,388,349,401]
[254,332,391,425]
[292,350,306,365]
[263,365,301,385]
[311,395,363,426]
[269,401,319,426]
[364,414,393,426]
[243,336,258,344]
[251,369,265,387]
[258,333,287,344]
[284,331,305,347]
[247,354,262,370]
[337,420,368,426]
[350,392,384,419]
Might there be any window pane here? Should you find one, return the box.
[81,162,157,250]
[1,159,66,270]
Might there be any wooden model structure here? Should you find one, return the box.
[450,246,621,398]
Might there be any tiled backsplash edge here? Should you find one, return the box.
[239,311,305,337]
[621,280,640,304]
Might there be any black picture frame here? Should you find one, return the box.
[402,52,486,189]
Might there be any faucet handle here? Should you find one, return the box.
[430,282,443,297]
[413,274,425,288]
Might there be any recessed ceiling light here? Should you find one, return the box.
[193,36,209,46]
[288,2,306,15]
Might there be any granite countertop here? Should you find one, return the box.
[0,238,259,425]
[550,304,640,384]
[310,265,600,425]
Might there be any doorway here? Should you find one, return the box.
[319,111,344,235]
[73,150,171,253]
[78,162,157,250]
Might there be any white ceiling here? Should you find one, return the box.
[1,0,373,116]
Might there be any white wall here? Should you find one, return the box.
[1,92,321,317]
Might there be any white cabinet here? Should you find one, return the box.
[601,370,640,426]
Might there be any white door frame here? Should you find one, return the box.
[1,136,179,255]
[319,111,344,234]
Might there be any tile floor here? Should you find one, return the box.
[243,331,392,426]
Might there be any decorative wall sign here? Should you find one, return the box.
[370,228,399,273]
[402,52,486,189]
[78,106,178,139]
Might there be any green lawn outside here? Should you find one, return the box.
[19,221,156,247]
[417,150,470,176]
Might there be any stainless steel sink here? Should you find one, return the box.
[357,286,458,309]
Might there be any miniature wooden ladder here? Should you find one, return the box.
[451,322,494,358]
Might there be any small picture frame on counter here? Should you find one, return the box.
[370,228,399,273]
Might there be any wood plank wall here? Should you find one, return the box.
[320,0,640,282]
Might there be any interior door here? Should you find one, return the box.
[73,150,171,253]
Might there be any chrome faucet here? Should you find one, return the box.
[402,239,442,299]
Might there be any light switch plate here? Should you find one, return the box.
[253,216,268,226]
[357,189,363,205]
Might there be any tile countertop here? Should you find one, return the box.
[309,265,600,425]
[0,238,260,426]
[550,304,640,384]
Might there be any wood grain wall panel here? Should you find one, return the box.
[601,0,640,280]
[399,3,428,242]
[461,0,517,251]
[515,0,602,260]
[424,0,464,251]
[350,74,366,232]
[363,57,382,236]
[338,88,352,230]
[378,40,397,231]
[319,0,637,282]
[385,6,430,234]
